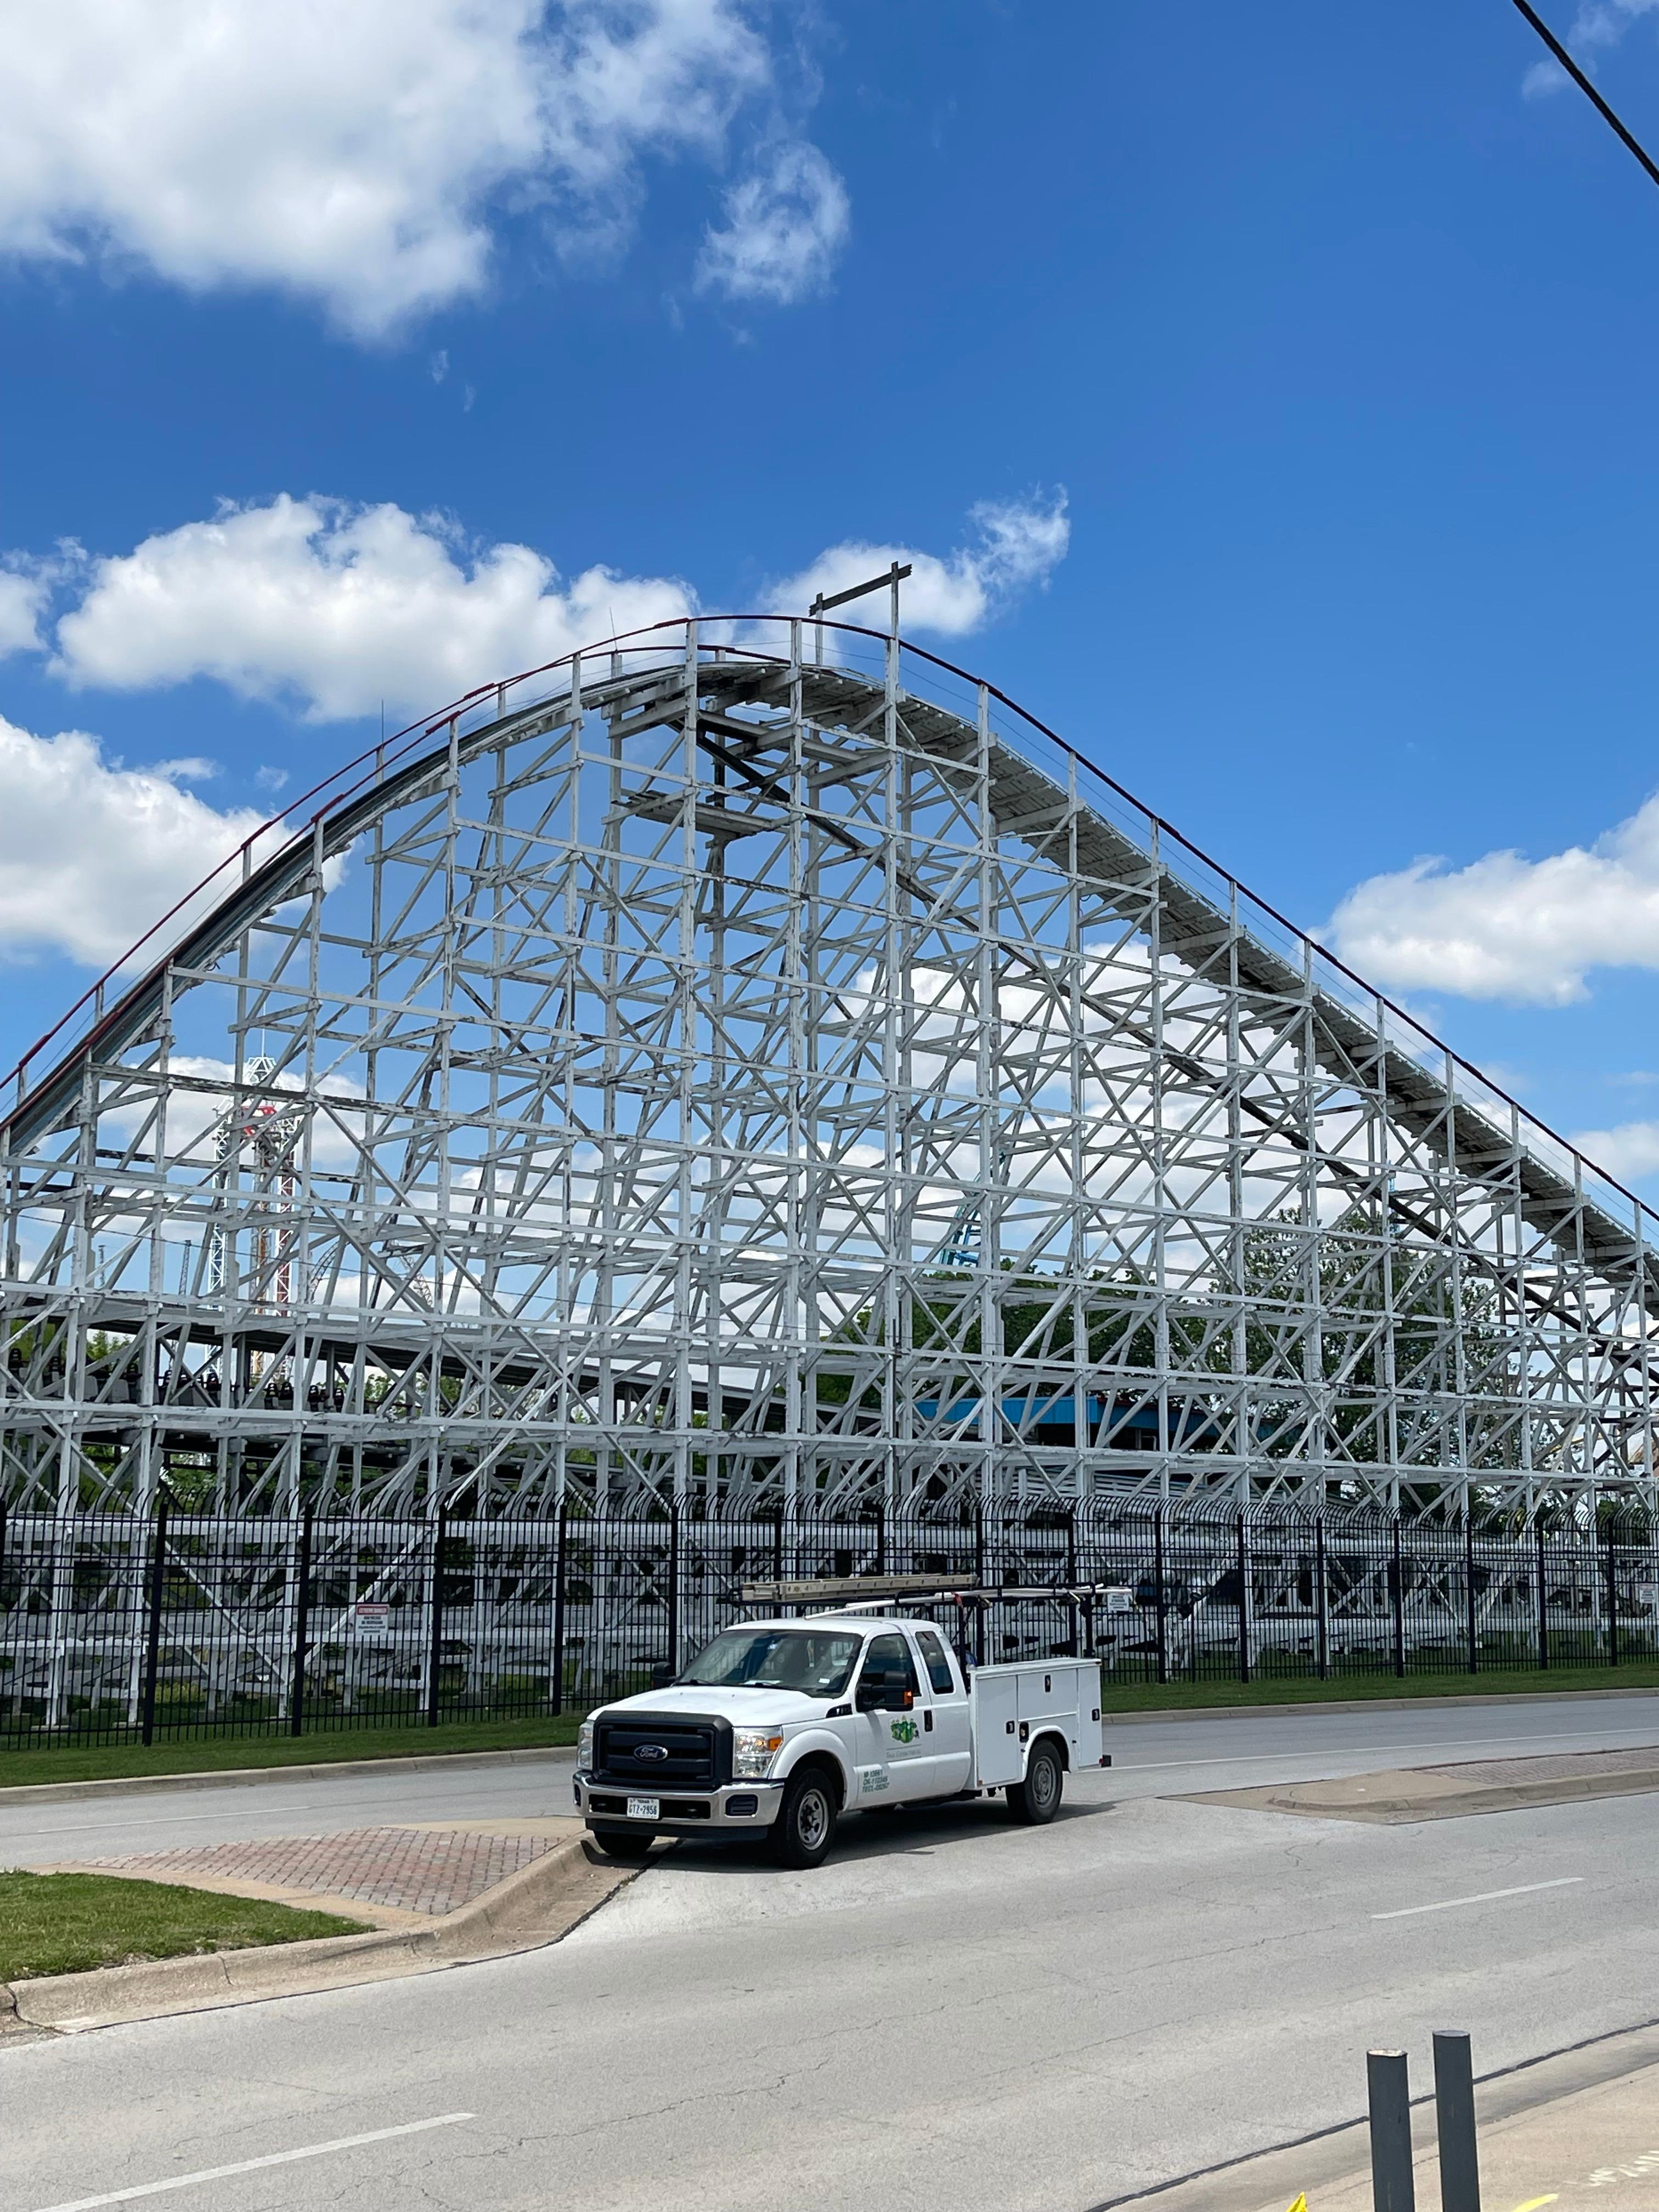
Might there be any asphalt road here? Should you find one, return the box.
[8,1689,1659,1859]
[4,1695,1659,2212]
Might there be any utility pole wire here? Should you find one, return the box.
[1508,0,1659,194]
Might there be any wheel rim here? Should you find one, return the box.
[1032,1755,1058,1812]
[797,1787,830,1849]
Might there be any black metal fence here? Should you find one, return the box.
[3,1498,1658,1750]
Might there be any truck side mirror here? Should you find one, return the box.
[855,1680,883,1712]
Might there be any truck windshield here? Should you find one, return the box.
[678,1628,862,1696]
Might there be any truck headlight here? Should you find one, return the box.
[577,1720,594,1770]
[732,1729,784,1778]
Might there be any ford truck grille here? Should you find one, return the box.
[594,1714,727,1790]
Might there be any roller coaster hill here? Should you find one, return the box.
[2,617,1657,1741]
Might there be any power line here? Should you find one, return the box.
[1508,0,1659,193]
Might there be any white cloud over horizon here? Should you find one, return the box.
[0,716,284,970]
[50,496,699,722]
[29,489,1070,722]
[0,0,840,339]
[1570,1115,1659,1184]
[1328,789,1659,1007]
[0,489,1073,972]
[768,492,1071,638]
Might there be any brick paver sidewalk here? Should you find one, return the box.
[77,1826,561,1917]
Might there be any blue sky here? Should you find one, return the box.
[5,1,1659,1184]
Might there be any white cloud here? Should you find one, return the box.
[1576,1,1659,42]
[695,140,849,304]
[0,0,786,338]
[1570,1117,1659,1182]
[0,567,47,656]
[0,717,283,968]
[1329,790,1659,1006]
[35,490,1065,722]
[52,495,697,721]
[1520,0,1659,91]
[769,492,1071,637]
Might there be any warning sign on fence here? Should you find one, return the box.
[353,1602,391,1641]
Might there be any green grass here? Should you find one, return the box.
[0,1870,370,1983]
[1097,1660,1659,1712]
[0,1712,580,1790]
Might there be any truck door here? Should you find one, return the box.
[852,1632,929,1803]
[911,1626,972,1796]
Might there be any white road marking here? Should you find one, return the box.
[26,2113,474,2212]
[1372,1877,1584,1921]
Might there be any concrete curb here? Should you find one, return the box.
[3,1830,635,2034]
[0,1743,577,1807]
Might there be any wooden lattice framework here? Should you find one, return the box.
[1,619,1653,1520]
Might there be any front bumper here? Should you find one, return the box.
[574,1771,785,1831]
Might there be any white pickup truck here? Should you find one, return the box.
[573,1611,1106,1868]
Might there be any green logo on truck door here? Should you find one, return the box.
[889,1716,920,1744]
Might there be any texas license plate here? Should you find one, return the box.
[626,1796,660,1820]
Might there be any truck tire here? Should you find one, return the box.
[592,1826,655,1861]
[769,1768,837,1869]
[1006,1737,1063,1825]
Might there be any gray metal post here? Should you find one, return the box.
[1433,2030,1481,2212]
[1367,2049,1415,2212]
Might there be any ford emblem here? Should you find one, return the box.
[634,1743,668,1762]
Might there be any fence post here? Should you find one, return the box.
[139,1489,170,1747]
[289,1504,313,1739]
[667,1499,681,1675]
[1066,1504,1079,1656]
[425,1503,449,1728]
[973,1503,987,1668]
[1432,2030,1481,2212]
[1153,1508,1169,1685]
[1391,1520,1406,1679]
[0,1498,9,1739]
[1607,1533,1620,1669]
[874,1499,887,1577]
[1236,1518,1251,1685]
[1535,1519,1549,1674]
[1367,2049,1417,2212]
[1314,1516,1329,1681]
[1464,1515,1478,1675]
[549,1497,567,1717]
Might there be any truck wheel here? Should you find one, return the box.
[770,1769,837,1869]
[592,1827,654,1861]
[1006,1739,1063,1825]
